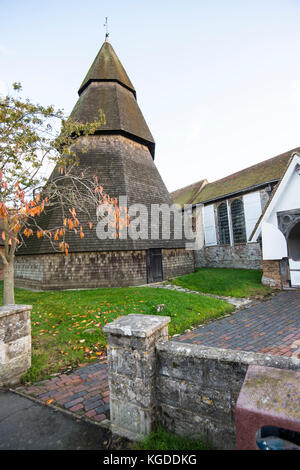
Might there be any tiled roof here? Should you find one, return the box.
[171,147,300,206]
[170,180,208,207]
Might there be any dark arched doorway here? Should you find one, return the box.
[288,222,300,260]
[288,222,300,286]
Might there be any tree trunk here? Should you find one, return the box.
[3,260,15,305]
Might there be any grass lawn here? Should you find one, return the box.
[135,425,212,450]
[171,268,273,298]
[0,281,233,383]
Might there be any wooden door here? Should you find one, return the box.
[146,248,163,283]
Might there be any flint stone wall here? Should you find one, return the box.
[104,314,300,449]
[195,242,262,270]
[0,305,32,387]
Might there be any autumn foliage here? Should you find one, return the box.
[0,83,110,304]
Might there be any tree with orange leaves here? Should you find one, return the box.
[0,83,110,305]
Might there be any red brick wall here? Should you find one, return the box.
[261,260,282,289]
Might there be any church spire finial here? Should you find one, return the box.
[104,17,109,42]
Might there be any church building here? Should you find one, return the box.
[14,40,194,290]
[171,147,300,289]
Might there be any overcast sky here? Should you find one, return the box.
[1,0,300,192]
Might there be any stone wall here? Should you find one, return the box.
[156,342,299,449]
[0,305,32,387]
[261,259,282,289]
[104,314,300,450]
[15,248,195,290]
[103,314,170,440]
[196,242,262,270]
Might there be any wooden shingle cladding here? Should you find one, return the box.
[71,82,155,158]
[16,40,189,261]
[18,135,187,256]
[15,247,195,290]
[78,41,136,97]
[72,41,155,158]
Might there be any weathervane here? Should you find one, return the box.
[104,17,109,41]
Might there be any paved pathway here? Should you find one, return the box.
[0,390,112,450]
[12,290,300,426]
[15,357,110,425]
[143,282,252,308]
[173,290,300,357]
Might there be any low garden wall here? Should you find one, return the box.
[104,314,300,449]
[0,305,32,387]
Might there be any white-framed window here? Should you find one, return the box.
[230,199,247,243]
[217,202,230,245]
[203,204,217,246]
[203,192,262,246]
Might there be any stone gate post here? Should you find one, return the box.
[103,314,170,441]
[0,305,32,387]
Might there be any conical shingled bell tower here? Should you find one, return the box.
[15,40,195,289]
[72,40,155,158]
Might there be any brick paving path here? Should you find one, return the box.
[15,357,109,424]
[173,290,300,358]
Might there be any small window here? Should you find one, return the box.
[217,203,230,245]
[231,199,246,243]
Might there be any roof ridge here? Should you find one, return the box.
[206,146,300,186]
[170,179,207,195]
[171,146,300,207]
